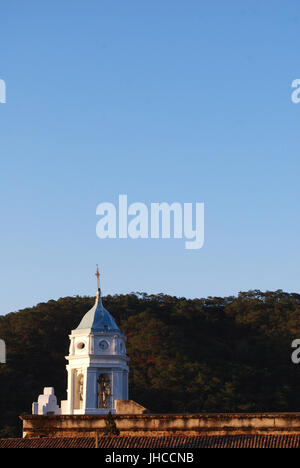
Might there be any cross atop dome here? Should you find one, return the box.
[73,267,120,335]
[95,265,101,294]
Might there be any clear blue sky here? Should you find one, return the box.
[0,0,299,314]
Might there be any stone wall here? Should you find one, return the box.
[21,412,300,439]
[115,400,148,414]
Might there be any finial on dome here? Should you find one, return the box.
[95,265,101,295]
[74,267,121,333]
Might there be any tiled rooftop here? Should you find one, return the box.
[1,435,300,448]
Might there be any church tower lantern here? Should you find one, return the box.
[62,267,129,415]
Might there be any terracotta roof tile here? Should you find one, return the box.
[1,435,300,448]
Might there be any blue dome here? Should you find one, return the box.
[75,292,120,334]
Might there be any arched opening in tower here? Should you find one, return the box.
[97,374,112,409]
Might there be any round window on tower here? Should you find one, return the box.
[99,340,109,351]
[77,342,86,350]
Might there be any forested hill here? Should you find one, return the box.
[1,290,300,437]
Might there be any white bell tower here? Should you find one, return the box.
[61,267,129,415]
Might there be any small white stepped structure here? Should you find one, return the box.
[32,387,61,415]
